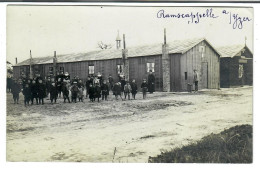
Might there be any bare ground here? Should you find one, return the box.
[6,86,253,162]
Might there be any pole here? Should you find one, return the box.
[53,51,57,77]
[164,28,166,45]
[29,50,33,79]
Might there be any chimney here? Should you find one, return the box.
[123,34,126,49]
[116,30,121,49]
[15,58,17,64]
[164,28,166,45]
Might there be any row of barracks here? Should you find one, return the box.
[12,30,253,92]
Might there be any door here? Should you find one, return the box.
[201,62,208,89]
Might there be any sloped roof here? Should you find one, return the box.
[216,44,253,58]
[15,37,219,66]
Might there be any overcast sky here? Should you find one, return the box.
[6,5,253,64]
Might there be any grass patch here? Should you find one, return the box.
[148,124,252,163]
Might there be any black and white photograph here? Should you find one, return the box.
[5,5,253,163]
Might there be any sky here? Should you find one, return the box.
[6,5,253,64]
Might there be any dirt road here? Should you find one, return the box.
[6,86,252,162]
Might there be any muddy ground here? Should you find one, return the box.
[6,86,252,162]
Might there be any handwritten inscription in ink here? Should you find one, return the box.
[157,8,252,29]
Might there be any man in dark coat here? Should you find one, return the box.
[7,76,13,93]
[89,84,95,102]
[120,75,126,94]
[38,79,46,105]
[131,79,138,100]
[11,79,21,104]
[85,76,91,98]
[22,83,31,106]
[49,82,57,104]
[113,82,122,100]
[148,70,155,93]
[95,83,101,102]
[62,80,70,103]
[30,80,39,105]
[101,81,109,101]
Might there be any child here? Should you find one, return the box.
[71,81,79,103]
[23,83,31,106]
[89,84,95,102]
[50,82,57,104]
[95,83,101,102]
[141,79,148,99]
[38,79,46,105]
[131,79,138,100]
[31,80,39,105]
[78,82,84,102]
[101,81,109,101]
[113,82,122,100]
[11,79,21,104]
[124,81,132,100]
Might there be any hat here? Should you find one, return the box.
[65,72,69,76]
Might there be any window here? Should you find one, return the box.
[88,65,94,75]
[20,67,24,75]
[117,64,123,74]
[238,64,244,78]
[49,67,53,75]
[185,72,187,80]
[60,67,64,72]
[147,63,155,72]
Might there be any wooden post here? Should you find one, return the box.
[162,28,170,92]
[164,28,166,45]
[29,50,33,79]
[53,51,57,77]
[122,34,129,81]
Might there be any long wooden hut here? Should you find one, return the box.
[217,44,253,88]
[13,37,221,92]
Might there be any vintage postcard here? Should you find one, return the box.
[6,5,253,163]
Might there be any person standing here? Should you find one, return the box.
[89,84,95,102]
[95,83,101,102]
[38,79,46,105]
[101,81,109,101]
[30,80,39,105]
[141,79,148,99]
[7,76,13,93]
[71,81,79,103]
[49,82,57,104]
[124,81,132,100]
[22,83,31,106]
[193,69,199,92]
[85,76,91,98]
[131,79,138,100]
[148,70,155,93]
[11,79,21,104]
[113,82,122,100]
[62,80,71,103]
[108,74,114,91]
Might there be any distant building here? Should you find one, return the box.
[13,36,221,92]
[217,44,253,88]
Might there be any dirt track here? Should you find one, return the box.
[6,86,252,162]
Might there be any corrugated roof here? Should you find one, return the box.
[15,37,218,66]
[216,44,253,58]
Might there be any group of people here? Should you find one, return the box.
[7,70,156,106]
